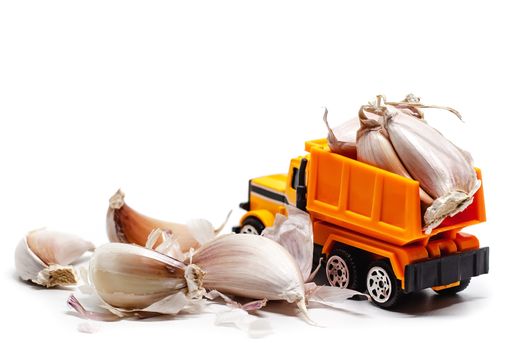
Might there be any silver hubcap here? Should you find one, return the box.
[240,224,259,235]
[326,255,350,288]
[367,266,392,303]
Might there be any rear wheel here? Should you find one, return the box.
[325,249,361,290]
[240,217,265,235]
[433,278,471,296]
[366,260,401,308]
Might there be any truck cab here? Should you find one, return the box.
[236,139,489,308]
[237,156,306,234]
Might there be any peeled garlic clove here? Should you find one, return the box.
[356,107,434,205]
[383,108,479,229]
[15,229,95,287]
[262,205,313,282]
[89,243,188,310]
[192,234,306,306]
[106,189,219,252]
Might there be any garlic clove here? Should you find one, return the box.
[106,190,221,252]
[89,243,188,310]
[383,108,479,229]
[262,205,313,282]
[15,229,95,287]
[192,234,306,305]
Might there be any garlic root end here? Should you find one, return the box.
[36,264,78,287]
[109,189,125,209]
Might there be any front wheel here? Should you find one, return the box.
[240,217,265,235]
[366,260,401,308]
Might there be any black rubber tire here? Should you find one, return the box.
[433,278,471,296]
[366,260,402,309]
[240,217,265,235]
[325,249,362,291]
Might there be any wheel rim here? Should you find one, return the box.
[240,224,259,235]
[367,266,392,303]
[326,255,350,288]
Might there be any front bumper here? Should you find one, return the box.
[404,247,489,293]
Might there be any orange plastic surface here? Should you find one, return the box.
[304,139,486,247]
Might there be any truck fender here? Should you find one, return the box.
[240,209,276,230]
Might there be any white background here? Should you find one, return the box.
[1,0,523,348]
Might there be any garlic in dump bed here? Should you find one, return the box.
[382,108,480,231]
[15,229,95,287]
[323,95,427,159]
[323,108,362,159]
[356,105,434,206]
[106,189,227,252]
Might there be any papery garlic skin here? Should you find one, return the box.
[15,235,47,282]
[106,190,217,252]
[324,109,360,159]
[262,206,313,282]
[192,234,305,303]
[15,229,95,287]
[89,243,188,310]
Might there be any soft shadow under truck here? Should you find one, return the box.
[235,139,489,308]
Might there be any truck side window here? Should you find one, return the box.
[291,167,299,189]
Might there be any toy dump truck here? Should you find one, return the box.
[236,139,489,308]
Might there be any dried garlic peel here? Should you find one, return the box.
[324,108,361,159]
[262,205,314,282]
[15,229,95,287]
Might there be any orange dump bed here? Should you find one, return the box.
[305,139,486,246]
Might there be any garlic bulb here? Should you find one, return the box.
[107,189,224,252]
[192,234,306,311]
[15,229,95,287]
[356,106,434,205]
[383,108,480,231]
